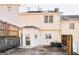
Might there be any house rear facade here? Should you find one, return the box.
[19,8,79,54]
[0,4,79,54]
[19,8,61,47]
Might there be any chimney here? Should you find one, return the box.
[54,8,59,12]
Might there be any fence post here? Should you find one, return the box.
[4,22,8,48]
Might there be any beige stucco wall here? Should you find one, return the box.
[19,12,60,30]
[22,28,61,47]
[40,31,61,45]
[19,12,61,46]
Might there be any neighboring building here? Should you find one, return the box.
[0,4,20,26]
[0,4,21,52]
[0,4,22,39]
[61,15,79,54]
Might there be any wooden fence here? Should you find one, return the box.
[0,20,20,38]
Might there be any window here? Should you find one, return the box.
[35,35,37,39]
[44,16,53,23]
[44,16,48,23]
[70,23,74,29]
[45,34,52,39]
[26,36,30,39]
[45,34,48,39]
[49,34,52,39]
[25,34,30,45]
[49,16,53,23]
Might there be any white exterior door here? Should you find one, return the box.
[25,34,30,46]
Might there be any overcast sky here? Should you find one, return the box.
[19,4,79,15]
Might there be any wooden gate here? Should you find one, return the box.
[61,35,73,55]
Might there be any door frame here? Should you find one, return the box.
[61,35,73,55]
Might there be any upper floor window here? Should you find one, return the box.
[69,23,74,29]
[44,16,53,23]
[44,16,48,23]
[49,16,53,23]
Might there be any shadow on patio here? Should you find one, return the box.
[0,46,67,55]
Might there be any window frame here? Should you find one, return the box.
[44,15,53,23]
[49,16,53,23]
[69,23,75,30]
[44,16,48,23]
[45,34,52,39]
[35,34,38,39]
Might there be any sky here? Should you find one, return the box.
[19,4,79,15]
